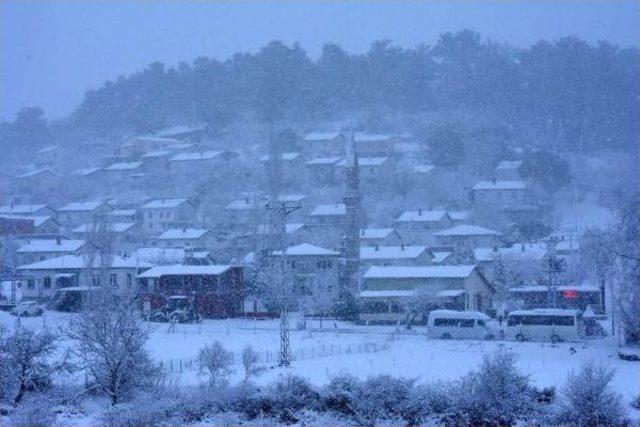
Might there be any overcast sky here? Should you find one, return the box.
[1,0,639,121]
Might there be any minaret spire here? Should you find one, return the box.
[341,128,362,298]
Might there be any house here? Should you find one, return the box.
[394,210,454,244]
[256,223,308,245]
[305,157,342,185]
[0,203,55,217]
[472,180,528,208]
[0,216,34,236]
[0,215,58,236]
[34,145,61,169]
[259,152,305,184]
[473,242,549,282]
[155,228,210,249]
[104,161,143,175]
[71,222,140,250]
[70,167,103,185]
[16,254,150,300]
[357,228,403,247]
[137,265,244,318]
[57,201,111,228]
[271,243,340,305]
[353,133,398,157]
[135,247,189,265]
[140,198,197,235]
[495,160,523,180]
[300,132,346,157]
[15,238,87,265]
[105,209,139,223]
[224,196,268,227]
[360,245,433,268]
[307,203,347,246]
[413,165,435,175]
[141,150,172,175]
[155,123,208,142]
[360,265,493,323]
[169,151,239,176]
[433,224,502,253]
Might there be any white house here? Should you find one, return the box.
[16,238,87,265]
[140,198,197,235]
[305,157,342,185]
[433,224,502,252]
[360,245,433,268]
[155,228,210,249]
[259,152,305,185]
[16,254,150,300]
[472,180,528,208]
[57,201,111,228]
[0,204,55,217]
[394,210,454,245]
[357,228,403,247]
[495,160,523,180]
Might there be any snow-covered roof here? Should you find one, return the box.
[134,136,182,144]
[169,151,222,162]
[104,161,142,171]
[142,198,189,209]
[354,133,393,142]
[510,284,600,293]
[359,290,415,298]
[363,265,477,279]
[473,180,527,190]
[436,289,467,298]
[448,211,470,221]
[413,165,435,174]
[18,254,149,270]
[0,204,49,215]
[429,309,489,319]
[496,160,522,170]
[306,157,342,165]
[134,247,186,264]
[434,224,502,237]
[431,252,452,264]
[508,308,582,316]
[157,228,209,240]
[142,150,172,158]
[273,243,339,256]
[310,204,346,216]
[18,168,57,178]
[72,167,102,176]
[359,228,395,239]
[360,245,428,260]
[17,239,85,253]
[137,265,231,278]
[259,152,301,162]
[474,243,548,262]
[337,157,388,167]
[395,210,449,223]
[59,201,104,212]
[73,223,135,233]
[303,132,342,142]
[156,124,207,138]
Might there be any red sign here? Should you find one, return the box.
[563,290,578,299]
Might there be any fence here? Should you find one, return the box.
[158,340,391,374]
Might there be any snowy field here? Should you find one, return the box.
[2,309,639,415]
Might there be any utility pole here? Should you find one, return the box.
[267,201,300,367]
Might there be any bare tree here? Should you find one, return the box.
[66,287,158,405]
[198,340,233,388]
[241,345,264,382]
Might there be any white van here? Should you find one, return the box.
[505,309,583,342]
[427,310,494,340]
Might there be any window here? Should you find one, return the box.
[126,273,132,287]
[93,274,101,286]
[434,318,459,327]
[43,276,51,288]
[477,320,486,327]
[27,278,35,289]
[109,273,118,287]
[459,319,474,328]
[554,316,574,326]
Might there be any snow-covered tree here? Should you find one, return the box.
[66,287,158,405]
[551,362,626,426]
[198,340,233,388]
[241,346,264,382]
[0,324,57,404]
[615,198,640,345]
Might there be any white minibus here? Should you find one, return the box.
[505,309,583,342]
[427,310,495,340]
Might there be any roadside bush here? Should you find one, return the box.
[632,393,640,411]
[551,362,627,426]
[320,374,360,416]
[261,375,320,423]
[100,393,179,427]
[404,381,452,425]
[350,375,415,426]
[443,349,539,426]
[8,395,56,427]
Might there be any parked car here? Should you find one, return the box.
[10,301,44,317]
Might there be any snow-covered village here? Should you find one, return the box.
[0,1,639,426]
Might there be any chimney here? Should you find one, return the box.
[521,243,525,253]
[374,243,379,252]
[401,242,405,251]
[56,236,61,245]
[418,208,422,216]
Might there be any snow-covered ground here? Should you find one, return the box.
[2,309,638,415]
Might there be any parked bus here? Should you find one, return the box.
[427,310,495,340]
[505,309,583,342]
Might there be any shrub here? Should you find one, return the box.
[444,349,539,426]
[8,396,56,427]
[632,393,640,411]
[262,375,320,423]
[100,393,178,427]
[350,375,415,426]
[198,341,233,388]
[551,362,627,426]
